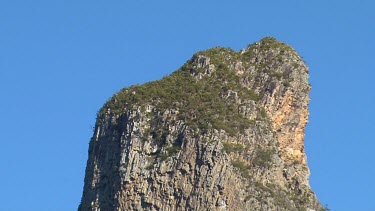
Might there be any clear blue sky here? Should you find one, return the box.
[1,1,374,210]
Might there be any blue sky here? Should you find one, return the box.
[1,1,374,210]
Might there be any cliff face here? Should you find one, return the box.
[79,37,322,211]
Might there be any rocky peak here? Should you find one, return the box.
[78,37,322,211]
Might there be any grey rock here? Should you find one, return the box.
[78,37,322,211]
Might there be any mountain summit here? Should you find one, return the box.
[79,37,322,211]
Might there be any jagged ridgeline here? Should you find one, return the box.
[79,37,323,211]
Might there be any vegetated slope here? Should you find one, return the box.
[79,37,322,211]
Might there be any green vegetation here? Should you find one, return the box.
[320,204,330,211]
[239,88,261,101]
[142,128,151,141]
[97,38,296,138]
[258,108,267,119]
[252,148,274,167]
[269,71,284,80]
[98,47,262,136]
[242,36,293,58]
[153,144,182,162]
[156,152,169,161]
[166,145,181,154]
[253,182,295,209]
[145,164,154,170]
[231,159,251,178]
[257,37,294,52]
[287,189,314,211]
[155,148,180,162]
[222,142,245,153]
[282,79,291,87]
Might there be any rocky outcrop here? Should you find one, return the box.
[79,37,322,211]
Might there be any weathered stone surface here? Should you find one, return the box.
[79,37,322,211]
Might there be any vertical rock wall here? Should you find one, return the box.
[79,37,322,211]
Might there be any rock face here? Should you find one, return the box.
[78,37,322,211]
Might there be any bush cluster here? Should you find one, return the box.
[99,47,262,136]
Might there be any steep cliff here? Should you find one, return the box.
[79,37,322,211]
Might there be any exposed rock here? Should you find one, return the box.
[79,37,322,211]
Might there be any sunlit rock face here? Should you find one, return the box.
[78,37,322,211]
